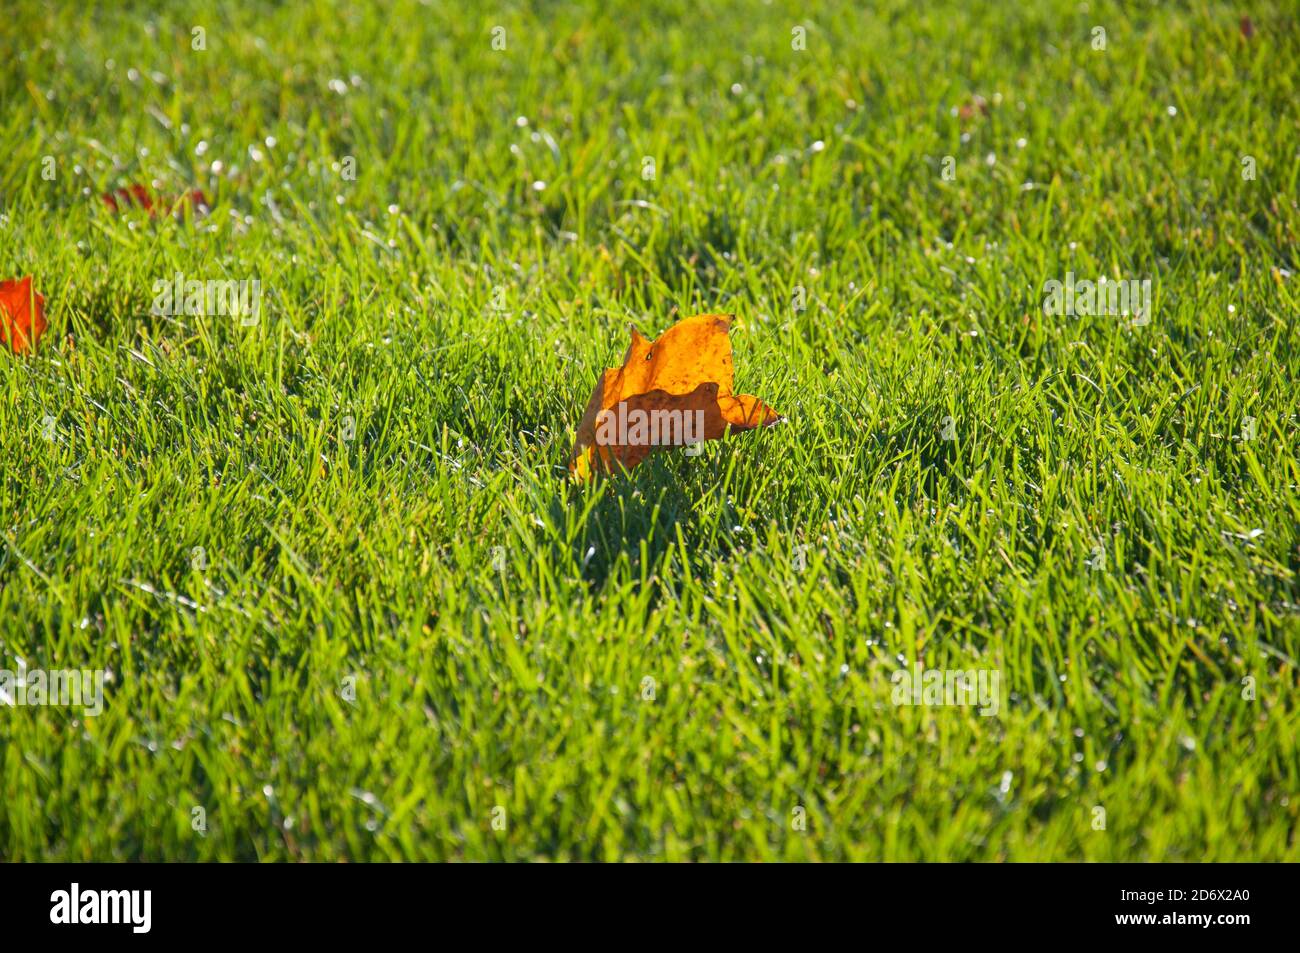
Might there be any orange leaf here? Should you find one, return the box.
[0,276,47,355]
[568,313,781,478]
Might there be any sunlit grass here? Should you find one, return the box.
[1,0,1297,860]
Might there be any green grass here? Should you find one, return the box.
[2,0,1298,861]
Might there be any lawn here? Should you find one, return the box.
[1,0,1297,861]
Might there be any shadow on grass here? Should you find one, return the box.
[543,451,742,593]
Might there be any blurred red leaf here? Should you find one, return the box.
[958,94,990,122]
[101,184,209,219]
[101,184,155,214]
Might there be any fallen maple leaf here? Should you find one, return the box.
[568,313,780,478]
[0,276,47,355]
